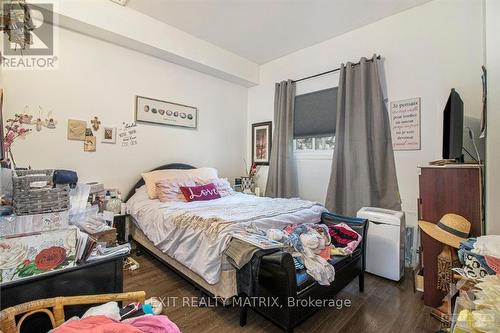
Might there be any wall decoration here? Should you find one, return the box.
[4,114,32,168]
[119,122,138,147]
[67,119,87,141]
[252,121,272,166]
[0,228,77,283]
[84,129,96,152]
[390,98,421,151]
[91,116,101,131]
[135,95,197,129]
[102,126,117,144]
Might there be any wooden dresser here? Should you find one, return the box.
[418,165,483,307]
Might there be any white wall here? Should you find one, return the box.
[247,0,485,226]
[485,0,500,235]
[1,27,248,195]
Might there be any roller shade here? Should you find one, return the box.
[294,87,337,138]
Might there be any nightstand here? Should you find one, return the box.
[112,214,127,244]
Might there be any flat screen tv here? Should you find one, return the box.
[442,88,464,161]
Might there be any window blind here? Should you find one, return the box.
[293,87,337,138]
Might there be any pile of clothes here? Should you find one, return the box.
[457,235,500,279]
[229,222,362,286]
[52,298,180,333]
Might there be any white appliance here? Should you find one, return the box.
[357,207,405,281]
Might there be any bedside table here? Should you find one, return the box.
[112,214,127,244]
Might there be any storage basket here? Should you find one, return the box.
[12,169,70,215]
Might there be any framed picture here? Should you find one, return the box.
[84,135,96,152]
[252,121,272,166]
[102,126,116,144]
[67,119,87,141]
[135,95,197,129]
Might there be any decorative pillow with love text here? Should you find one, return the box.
[179,183,221,202]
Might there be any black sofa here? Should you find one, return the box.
[239,212,368,333]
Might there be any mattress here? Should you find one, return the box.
[129,221,237,299]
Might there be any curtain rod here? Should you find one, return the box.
[292,55,381,83]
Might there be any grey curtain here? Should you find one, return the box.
[325,56,401,215]
[265,80,298,198]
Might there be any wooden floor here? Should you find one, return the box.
[124,252,443,333]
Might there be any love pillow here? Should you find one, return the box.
[180,183,221,202]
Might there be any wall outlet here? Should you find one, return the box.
[109,0,128,6]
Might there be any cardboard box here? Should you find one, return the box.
[0,227,77,284]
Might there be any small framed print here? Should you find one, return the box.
[84,135,96,152]
[252,121,272,166]
[102,126,116,144]
[135,95,197,129]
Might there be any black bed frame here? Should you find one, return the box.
[125,163,221,299]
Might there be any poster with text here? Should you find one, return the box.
[390,98,421,150]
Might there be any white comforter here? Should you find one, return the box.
[127,187,326,284]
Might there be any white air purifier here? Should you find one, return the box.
[357,207,405,281]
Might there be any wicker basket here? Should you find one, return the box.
[12,169,70,216]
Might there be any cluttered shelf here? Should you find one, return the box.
[0,168,130,286]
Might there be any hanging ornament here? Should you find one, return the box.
[35,118,42,131]
[44,111,57,129]
[91,116,101,131]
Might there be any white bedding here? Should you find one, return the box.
[127,186,326,284]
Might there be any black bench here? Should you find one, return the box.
[239,212,368,333]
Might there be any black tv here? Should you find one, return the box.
[442,88,464,161]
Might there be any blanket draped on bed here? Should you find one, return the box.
[168,197,319,240]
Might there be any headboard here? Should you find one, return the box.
[125,163,196,202]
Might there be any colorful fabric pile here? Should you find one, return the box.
[457,235,500,279]
[327,223,362,256]
[52,299,180,333]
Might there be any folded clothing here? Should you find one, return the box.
[472,235,500,258]
[225,238,260,269]
[53,170,78,187]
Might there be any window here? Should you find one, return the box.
[294,136,335,152]
[293,87,337,155]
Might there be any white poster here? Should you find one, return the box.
[390,98,421,151]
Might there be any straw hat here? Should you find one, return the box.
[418,213,471,248]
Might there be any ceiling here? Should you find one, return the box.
[126,0,432,64]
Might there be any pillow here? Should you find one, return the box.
[156,179,196,203]
[195,178,234,197]
[142,167,218,199]
[180,184,221,202]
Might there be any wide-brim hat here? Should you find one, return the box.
[418,213,471,249]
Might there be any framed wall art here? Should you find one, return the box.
[390,97,421,151]
[135,96,197,129]
[67,119,87,141]
[101,126,116,144]
[252,121,272,166]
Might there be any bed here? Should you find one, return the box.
[125,163,326,300]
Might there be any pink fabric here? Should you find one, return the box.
[156,179,196,202]
[54,315,142,333]
[485,255,500,275]
[328,223,362,255]
[125,315,181,333]
[195,177,234,197]
[180,183,221,202]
